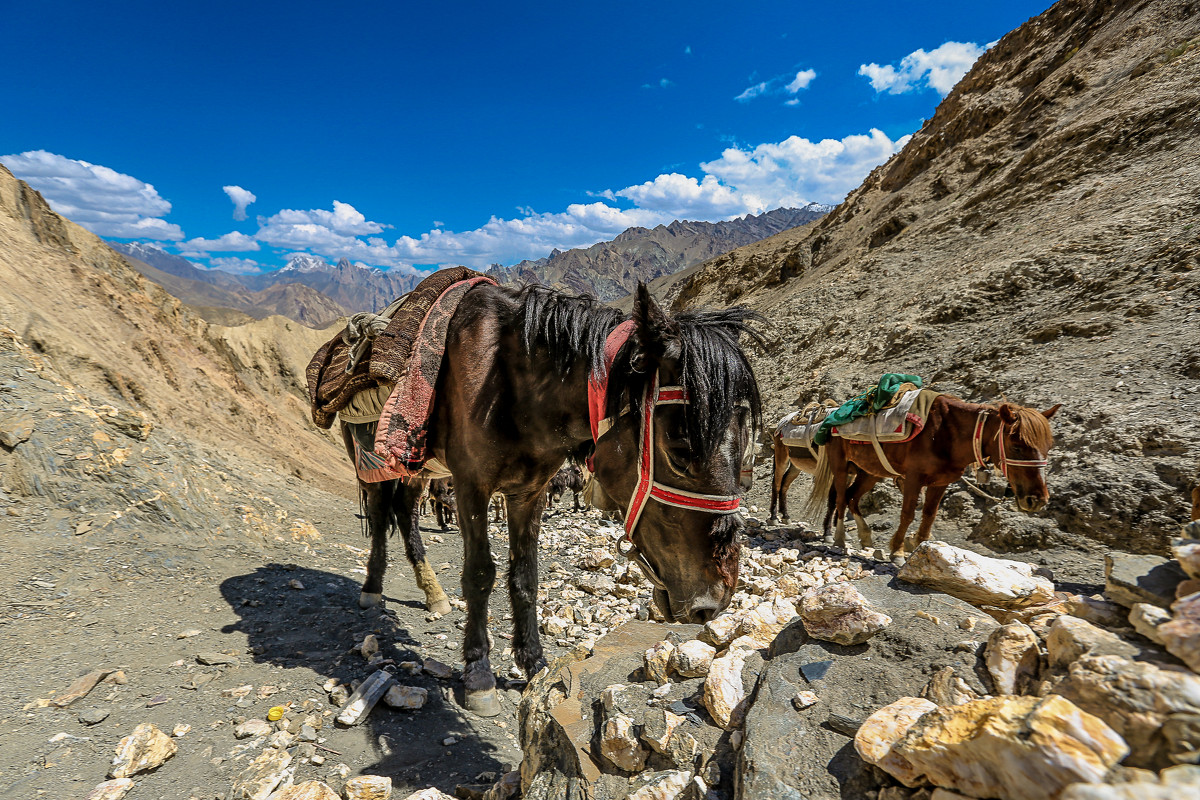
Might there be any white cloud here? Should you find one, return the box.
[786,69,817,93]
[0,149,184,240]
[223,185,256,221]
[737,67,817,103]
[859,41,985,96]
[260,201,387,238]
[612,173,748,219]
[179,231,260,257]
[207,256,262,274]
[735,82,768,102]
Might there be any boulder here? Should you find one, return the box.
[626,769,693,800]
[985,621,1041,695]
[1051,654,1200,769]
[271,782,339,800]
[644,640,676,685]
[703,646,757,730]
[699,614,741,649]
[858,695,1128,800]
[898,541,1055,609]
[1059,764,1200,799]
[231,748,293,800]
[343,776,392,800]
[1129,603,1171,645]
[1066,595,1128,629]
[737,598,800,647]
[671,640,715,678]
[518,621,708,800]
[735,576,997,800]
[1160,592,1200,672]
[1173,539,1200,580]
[108,723,178,779]
[799,582,891,646]
[641,707,684,754]
[853,697,937,778]
[601,714,647,772]
[1105,552,1187,609]
[1045,615,1139,668]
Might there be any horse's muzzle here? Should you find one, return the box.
[1016,495,1048,513]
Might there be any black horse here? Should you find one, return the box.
[348,281,761,715]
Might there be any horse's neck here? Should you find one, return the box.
[939,398,993,470]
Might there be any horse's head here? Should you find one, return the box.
[997,402,1061,512]
[592,284,761,623]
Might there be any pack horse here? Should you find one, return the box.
[309,273,762,715]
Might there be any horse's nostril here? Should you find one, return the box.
[691,606,717,624]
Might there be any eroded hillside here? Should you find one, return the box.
[671,0,1200,553]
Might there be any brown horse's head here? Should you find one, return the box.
[997,402,1061,513]
[592,285,761,623]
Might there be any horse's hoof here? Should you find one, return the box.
[358,592,383,609]
[465,688,502,717]
[428,597,452,616]
[891,553,908,567]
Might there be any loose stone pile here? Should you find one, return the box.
[516,514,1200,800]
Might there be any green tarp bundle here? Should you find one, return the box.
[813,373,924,446]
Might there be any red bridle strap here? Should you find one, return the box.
[586,324,743,545]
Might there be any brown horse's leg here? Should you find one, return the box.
[505,488,549,682]
[458,484,501,716]
[914,484,949,549]
[889,476,923,561]
[847,473,881,550]
[358,480,392,609]
[828,444,851,548]
[779,464,800,523]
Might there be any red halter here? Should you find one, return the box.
[972,410,1048,478]
[587,323,743,548]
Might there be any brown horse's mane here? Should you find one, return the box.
[971,401,1054,452]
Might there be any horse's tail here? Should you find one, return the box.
[802,446,833,523]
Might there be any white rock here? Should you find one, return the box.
[600,714,647,772]
[83,779,134,800]
[343,775,393,800]
[1160,591,1200,672]
[1129,602,1170,646]
[627,769,693,800]
[985,621,1041,695]
[671,640,716,678]
[800,582,891,645]
[399,789,456,800]
[236,719,274,739]
[231,748,294,800]
[854,697,937,779]
[898,541,1056,609]
[737,597,800,646]
[858,695,1128,800]
[698,614,741,648]
[1045,615,1136,668]
[703,646,755,730]
[383,685,428,710]
[1172,539,1200,580]
[1059,764,1200,799]
[644,640,675,685]
[108,723,178,779]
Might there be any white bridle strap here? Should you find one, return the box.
[973,409,1048,477]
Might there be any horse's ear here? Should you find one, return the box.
[632,282,679,366]
[998,403,1018,424]
[1042,403,1062,420]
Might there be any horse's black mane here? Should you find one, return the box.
[513,283,762,459]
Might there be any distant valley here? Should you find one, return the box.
[108,204,828,325]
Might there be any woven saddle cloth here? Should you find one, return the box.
[305,266,485,429]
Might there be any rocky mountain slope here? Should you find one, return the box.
[0,163,348,491]
[489,205,828,301]
[670,0,1200,554]
[115,247,349,327]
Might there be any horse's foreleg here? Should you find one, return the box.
[573,491,581,512]
[889,476,923,562]
[395,480,451,616]
[847,473,881,550]
[829,452,851,549]
[768,440,787,523]
[458,486,501,716]
[505,488,549,682]
[914,484,949,549]
[359,482,391,608]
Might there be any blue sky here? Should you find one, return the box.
[1,0,1050,274]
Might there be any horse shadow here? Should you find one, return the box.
[218,562,512,794]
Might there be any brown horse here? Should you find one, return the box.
[806,395,1060,561]
[371,281,760,715]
